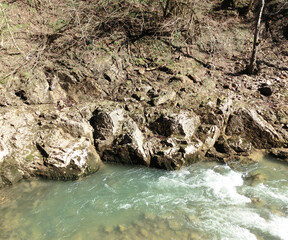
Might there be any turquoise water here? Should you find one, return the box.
[0,157,288,240]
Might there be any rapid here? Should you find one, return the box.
[0,156,287,240]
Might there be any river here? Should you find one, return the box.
[0,156,288,240]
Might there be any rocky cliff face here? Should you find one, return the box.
[1,79,287,187]
[0,0,287,187]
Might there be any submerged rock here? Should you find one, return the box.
[245,171,267,186]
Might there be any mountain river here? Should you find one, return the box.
[0,155,288,240]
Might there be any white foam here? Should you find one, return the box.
[202,168,251,204]
[253,183,288,204]
[267,215,288,240]
[201,208,288,240]
[221,224,258,240]
[119,204,131,209]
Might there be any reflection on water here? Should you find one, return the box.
[0,156,288,240]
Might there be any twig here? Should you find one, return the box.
[0,59,29,80]
[0,4,25,57]
[0,45,46,81]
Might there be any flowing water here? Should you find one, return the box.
[0,156,288,240]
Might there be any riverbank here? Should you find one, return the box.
[0,0,287,187]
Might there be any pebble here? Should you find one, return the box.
[103,226,114,233]
[144,212,156,221]
[118,224,127,232]
[139,228,149,237]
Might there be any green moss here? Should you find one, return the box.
[50,19,66,32]
[25,153,34,161]
[20,72,31,80]
[0,3,9,8]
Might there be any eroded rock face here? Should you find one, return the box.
[89,101,210,170]
[268,148,288,163]
[226,108,284,148]
[34,129,100,180]
[90,102,149,166]
[150,112,200,139]
[0,105,101,186]
[1,96,288,187]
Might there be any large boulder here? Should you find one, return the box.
[149,111,201,139]
[90,102,206,169]
[90,102,149,165]
[0,105,101,186]
[226,108,284,149]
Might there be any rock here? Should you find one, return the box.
[168,220,181,230]
[131,92,149,102]
[187,73,201,83]
[245,171,267,186]
[183,138,203,163]
[150,111,200,139]
[90,101,149,166]
[144,136,183,169]
[34,131,101,180]
[104,226,114,233]
[90,102,125,153]
[117,224,127,232]
[0,104,102,185]
[144,212,156,221]
[168,74,189,83]
[269,148,288,162]
[189,232,202,240]
[103,64,126,83]
[187,215,199,222]
[205,147,228,162]
[213,136,233,154]
[226,108,284,149]
[139,229,149,237]
[227,135,252,154]
[198,97,232,130]
[150,90,176,106]
[251,197,262,205]
[198,125,221,153]
[89,102,205,170]
[103,121,149,165]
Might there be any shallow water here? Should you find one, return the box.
[0,157,288,240]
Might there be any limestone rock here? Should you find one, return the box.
[198,125,221,153]
[245,171,267,186]
[269,148,288,162]
[227,135,252,154]
[146,136,184,169]
[35,130,100,180]
[150,90,176,106]
[183,138,203,163]
[90,101,149,166]
[0,105,101,186]
[150,111,200,139]
[226,108,284,148]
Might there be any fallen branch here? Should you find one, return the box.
[0,4,25,57]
